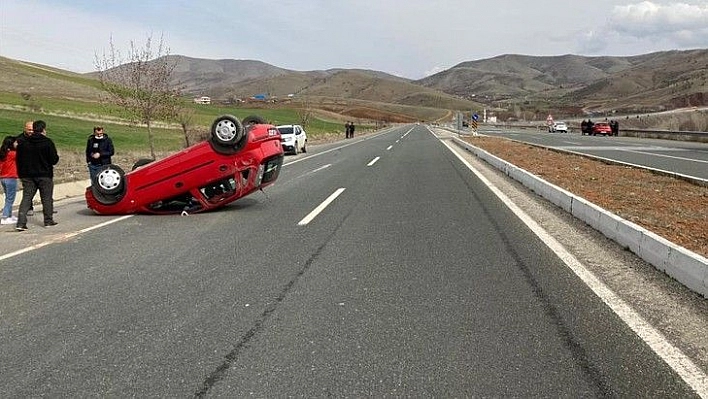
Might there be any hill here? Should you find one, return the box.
[416,50,708,117]
[3,49,708,124]
[165,55,483,120]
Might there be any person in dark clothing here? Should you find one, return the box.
[580,120,588,135]
[15,120,59,230]
[345,121,351,139]
[16,121,36,215]
[349,121,355,138]
[85,126,115,183]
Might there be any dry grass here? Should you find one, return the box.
[463,136,708,258]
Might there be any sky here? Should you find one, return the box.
[2,0,708,79]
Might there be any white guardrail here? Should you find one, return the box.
[452,136,708,298]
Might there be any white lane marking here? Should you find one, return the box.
[282,127,398,166]
[298,188,346,226]
[553,147,708,184]
[442,140,708,397]
[387,145,393,151]
[367,157,380,167]
[624,149,708,164]
[301,164,332,179]
[0,215,134,261]
[311,164,332,173]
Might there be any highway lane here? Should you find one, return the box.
[479,128,708,181]
[0,125,703,397]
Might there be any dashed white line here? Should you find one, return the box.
[367,157,380,167]
[297,188,346,226]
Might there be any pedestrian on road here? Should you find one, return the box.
[0,136,19,225]
[86,126,114,183]
[15,120,59,231]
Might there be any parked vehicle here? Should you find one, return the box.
[276,124,307,155]
[85,115,284,215]
[592,122,613,136]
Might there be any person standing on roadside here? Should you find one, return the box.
[15,120,59,231]
[16,120,36,216]
[344,121,351,139]
[349,121,355,138]
[0,136,19,225]
[85,126,114,183]
[612,120,620,136]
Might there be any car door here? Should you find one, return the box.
[294,125,305,149]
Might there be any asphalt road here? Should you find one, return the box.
[478,127,708,181]
[0,125,704,397]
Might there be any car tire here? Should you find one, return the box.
[132,158,154,171]
[211,115,244,146]
[242,115,267,125]
[302,141,307,153]
[91,164,126,205]
[94,164,125,195]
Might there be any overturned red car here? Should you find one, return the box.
[85,115,284,215]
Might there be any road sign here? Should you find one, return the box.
[472,113,479,122]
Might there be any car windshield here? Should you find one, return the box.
[277,127,294,134]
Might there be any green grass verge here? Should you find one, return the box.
[0,105,357,153]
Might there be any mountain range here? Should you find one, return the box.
[2,49,707,122]
[164,49,708,118]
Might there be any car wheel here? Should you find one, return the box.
[211,115,244,146]
[242,115,267,125]
[94,164,125,195]
[132,158,154,171]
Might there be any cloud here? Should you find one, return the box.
[583,1,708,52]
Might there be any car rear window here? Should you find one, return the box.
[277,127,294,134]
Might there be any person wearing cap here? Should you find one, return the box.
[15,120,59,231]
[85,126,114,184]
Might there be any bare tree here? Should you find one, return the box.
[297,96,313,127]
[94,34,179,159]
[176,106,196,147]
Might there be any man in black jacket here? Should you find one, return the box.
[15,120,59,230]
[85,126,115,183]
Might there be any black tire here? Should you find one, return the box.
[91,188,122,205]
[211,115,244,146]
[132,158,154,171]
[91,164,126,205]
[242,115,267,125]
[302,141,307,153]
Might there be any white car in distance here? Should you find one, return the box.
[551,121,568,133]
[276,124,308,155]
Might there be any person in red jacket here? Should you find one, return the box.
[15,120,59,231]
[0,135,19,224]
